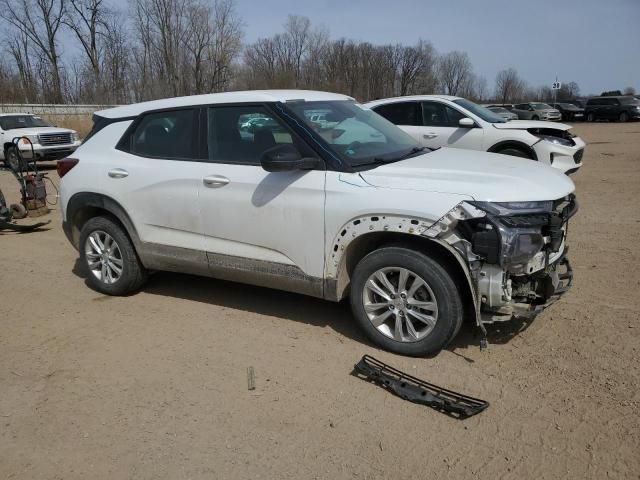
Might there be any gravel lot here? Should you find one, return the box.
[1,122,639,479]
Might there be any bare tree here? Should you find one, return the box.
[437,51,472,96]
[395,41,436,96]
[495,68,526,104]
[0,0,66,102]
[6,29,38,102]
[623,86,636,96]
[473,75,488,102]
[283,15,311,87]
[64,0,106,80]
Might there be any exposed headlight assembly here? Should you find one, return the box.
[71,131,80,142]
[469,201,553,216]
[467,201,553,273]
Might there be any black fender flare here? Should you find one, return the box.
[65,192,141,250]
[487,140,537,160]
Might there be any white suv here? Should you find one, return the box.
[1,113,81,170]
[365,96,585,175]
[59,90,577,356]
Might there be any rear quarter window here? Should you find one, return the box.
[118,109,199,160]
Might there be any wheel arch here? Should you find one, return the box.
[66,192,141,252]
[487,140,538,160]
[325,227,477,326]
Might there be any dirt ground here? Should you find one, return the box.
[1,122,639,479]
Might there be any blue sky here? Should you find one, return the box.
[114,0,640,94]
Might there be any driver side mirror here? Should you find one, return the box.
[458,117,475,128]
[260,144,322,172]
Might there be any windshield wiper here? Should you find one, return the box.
[395,146,428,160]
[350,147,428,168]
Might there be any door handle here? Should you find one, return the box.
[423,133,438,139]
[108,168,128,179]
[203,175,230,188]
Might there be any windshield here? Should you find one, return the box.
[0,115,52,130]
[284,100,425,168]
[489,107,509,113]
[452,98,505,123]
[532,103,552,110]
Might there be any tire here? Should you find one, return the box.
[619,111,629,122]
[9,203,27,219]
[497,147,533,159]
[531,115,539,121]
[79,216,148,295]
[586,112,595,122]
[349,246,463,357]
[3,146,21,171]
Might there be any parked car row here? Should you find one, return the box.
[58,89,578,357]
[485,95,640,123]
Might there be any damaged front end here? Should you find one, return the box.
[424,195,577,326]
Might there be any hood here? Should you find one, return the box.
[359,148,575,202]
[492,120,570,131]
[2,126,75,136]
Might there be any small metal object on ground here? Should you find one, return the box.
[352,355,489,419]
[247,367,255,391]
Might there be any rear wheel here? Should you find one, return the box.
[79,216,147,295]
[350,246,463,357]
[619,111,629,122]
[586,112,595,122]
[531,115,539,121]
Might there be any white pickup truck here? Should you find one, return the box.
[1,113,81,170]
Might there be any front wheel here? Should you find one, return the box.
[497,148,533,159]
[79,216,148,295]
[350,247,463,357]
[586,112,595,122]
[3,146,21,171]
[619,112,629,122]
[531,115,539,121]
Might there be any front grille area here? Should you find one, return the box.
[573,149,584,164]
[38,132,72,146]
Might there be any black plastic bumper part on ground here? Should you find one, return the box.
[352,355,489,419]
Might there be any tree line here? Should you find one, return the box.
[0,0,588,106]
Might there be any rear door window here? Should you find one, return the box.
[420,102,450,127]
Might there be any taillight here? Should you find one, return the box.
[57,158,79,178]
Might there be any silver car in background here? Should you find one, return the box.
[486,106,518,121]
[511,102,562,121]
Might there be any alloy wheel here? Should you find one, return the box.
[84,230,124,285]
[362,267,438,342]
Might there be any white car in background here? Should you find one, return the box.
[365,96,585,175]
[0,113,81,170]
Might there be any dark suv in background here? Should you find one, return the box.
[551,103,585,121]
[584,96,640,122]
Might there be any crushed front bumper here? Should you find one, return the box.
[480,251,573,323]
